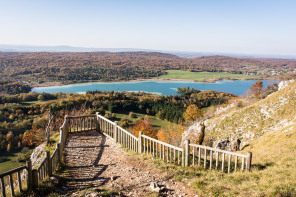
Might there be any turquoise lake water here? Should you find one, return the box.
[32,80,277,96]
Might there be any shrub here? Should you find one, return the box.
[129,112,136,118]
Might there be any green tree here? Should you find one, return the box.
[37,94,45,101]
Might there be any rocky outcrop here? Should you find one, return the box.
[278,80,294,90]
[195,80,296,148]
[181,121,205,146]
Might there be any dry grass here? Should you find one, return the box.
[204,81,296,146]
[142,126,295,196]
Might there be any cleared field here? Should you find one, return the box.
[0,151,26,173]
[21,100,48,106]
[108,112,175,131]
[156,70,258,81]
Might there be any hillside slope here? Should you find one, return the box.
[189,124,296,197]
[203,80,296,147]
[178,81,296,196]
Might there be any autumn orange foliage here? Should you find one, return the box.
[22,128,44,147]
[183,104,201,122]
[157,124,184,146]
[131,115,157,138]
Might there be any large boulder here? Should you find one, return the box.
[181,121,205,146]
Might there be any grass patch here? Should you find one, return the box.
[111,111,175,130]
[21,100,48,106]
[0,150,30,173]
[155,70,258,81]
[45,132,61,155]
[66,185,119,197]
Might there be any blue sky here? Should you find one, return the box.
[0,0,295,55]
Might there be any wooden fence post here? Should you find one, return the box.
[246,152,252,172]
[26,159,32,191]
[96,112,100,132]
[138,131,143,153]
[46,151,52,177]
[114,122,118,142]
[185,140,190,167]
[65,115,69,138]
[56,143,61,166]
[32,169,38,188]
[182,146,185,167]
[0,176,5,197]
[59,127,64,163]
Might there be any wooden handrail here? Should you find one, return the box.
[97,115,115,124]
[142,134,182,151]
[189,144,247,158]
[67,114,96,118]
[117,126,138,140]
[0,166,27,178]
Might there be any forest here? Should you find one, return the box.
[0,52,295,85]
[0,89,236,154]
[0,81,31,94]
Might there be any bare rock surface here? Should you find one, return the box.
[56,130,195,196]
[181,121,205,146]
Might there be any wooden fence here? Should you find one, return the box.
[96,113,252,172]
[140,133,184,165]
[0,113,252,196]
[188,142,252,173]
[0,164,29,197]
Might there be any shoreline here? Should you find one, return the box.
[31,77,264,88]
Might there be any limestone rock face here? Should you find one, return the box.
[181,121,205,146]
[278,80,294,90]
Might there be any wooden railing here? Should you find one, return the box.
[117,126,139,152]
[96,113,252,172]
[1,113,252,196]
[96,113,139,152]
[68,115,97,133]
[0,114,97,197]
[140,133,183,165]
[97,114,116,138]
[188,143,252,173]
[0,164,29,197]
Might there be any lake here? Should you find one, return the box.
[32,80,277,96]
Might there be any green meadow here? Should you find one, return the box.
[156,70,258,81]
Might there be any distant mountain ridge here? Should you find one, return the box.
[1,44,295,59]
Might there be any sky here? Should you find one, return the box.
[0,0,296,56]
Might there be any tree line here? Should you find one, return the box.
[0,52,295,85]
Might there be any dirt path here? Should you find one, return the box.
[57,130,196,196]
